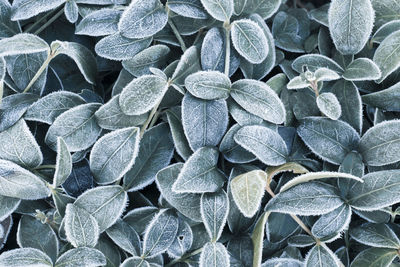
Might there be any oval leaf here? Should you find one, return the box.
[200,0,233,21]
[201,190,229,241]
[185,71,231,100]
[317,92,342,120]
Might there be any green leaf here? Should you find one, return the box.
[350,223,400,249]
[53,137,72,188]
[244,0,281,19]
[234,125,288,166]
[328,0,374,55]
[124,207,160,234]
[199,242,230,267]
[0,196,20,221]
[168,0,208,19]
[201,190,229,241]
[64,0,79,23]
[0,248,52,267]
[45,103,102,152]
[52,192,74,218]
[231,79,286,124]
[292,54,344,73]
[95,237,121,267]
[65,204,100,248]
[0,0,19,38]
[119,75,168,116]
[118,0,168,39]
[362,81,400,112]
[167,219,193,258]
[123,123,174,191]
[266,182,344,216]
[343,58,382,81]
[95,33,152,61]
[373,31,400,83]
[305,244,341,267]
[372,20,400,44]
[350,247,397,267]
[231,19,269,64]
[11,0,65,20]
[171,46,201,85]
[25,91,86,124]
[121,257,150,267]
[316,92,342,120]
[251,211,271,267]
[287,76,310,89]
[106,219,141,256]
[90,127,140,185]
[143,209,179,257]
[359,120,400,166]
[75,9,121,37]
[314,68,341,82]
[166,107,193,160]
[311,204,352,239]
[122,44,170,77]
[348,170,400,211]
[156,163,202,222]
[51,41,97,84]
[280,171,362,192]
[182,93,228,151]
[185,71,231,100]
[17,215,59,262]
[172,147,225,193]
[230,170,267,218]
[0,33,49,57]
[372,0,400,28]
[297,117,360,165]
[54,247,106,267]
[0,119,43,169]
[73,185,127,232]
[0,159,50,200]
[200,0,233,21]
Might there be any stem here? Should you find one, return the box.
[310,80,319,97]
[34,165,56,170]
[33,8,64,35]
[149,110,160,129]
[224,24,231,76]
[140,100,161,137]
[165,248,203,267]
[25,8,58,33]
[23,52,55,93]
[167,17,187,52]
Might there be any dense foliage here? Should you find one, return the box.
[1,0,400,266]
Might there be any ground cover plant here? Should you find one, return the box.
[1,0,400,266]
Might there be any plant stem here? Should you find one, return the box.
[224,23,231,76]
[310,80,319,97]
[23,52,55,93]
[25,8,59,33]
[33,8,64,35]
[34,165,56,170]
[165,247,203,267]
[167,18,187,52]
[140,100,161,137]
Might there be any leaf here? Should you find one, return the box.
[0,119,42,169]
[316,93,342,120]
[200,0,233,21]
[166,107,193,160]
[287,76,310,89]
[280,171,362,192]
[304,244,341,267]
[244,0,281,19]
[172,46,201,85]
[73,185,127,232]
[311,204,352,239]
[76,9,122,37]
[156,163,202,222]
[288,234,316,247]
[0,0,19,38]
[230,170,267,218]
[266,182,344,216]
[314,68,341,82]
[172,147,225,193]
[350,223,400,249]
[251,211,271,267]
[143,209,179,257]
[372,20,400,43]
[297,117,360,165]
[53,137,72,187]
[95,32,152,61]
[90,127,140,185]
[11,0,65,20]
[124,207,159,234]
[348,170,400,211]
[262,258,303,267]
[121,257,150,267]
[167,218,193,258]
[54,247,106,267]
[168,0,209,19]
[328,0,374,55]
[0,159,50,200]
[122,44,170,77]
[0,248,52,267]
[0,196,20,221]
[0,33,49,57]
[106,219,141,256]
[119,75,168,115]
[231,19,269,64]
[62,159,94,198]
[65,204,99,248]
[234,125,288,166]
[64,0,78,23]
[343,58,382,81]
[350,247,397,267]
[95,237,121,267]
[199,242,230,267]
[372,0,400,28]
[231,79,285,124]
[359,120,400,166]
[292,54,344,73]
[185,71,231,100]
[123,123,174,191]
[51,41,97,84]
[362,81,400,112]
[45,103,102,152]
[182,93,228,151]
[17,215,59,262]
[118,0,168,39]
[201,190,229,241]
[373,30,400,83]
[25,91,86,124]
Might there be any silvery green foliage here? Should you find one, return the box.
[362,82,400,112]
[105,219,141,256]
[54,247,106,267]
[11,0,65,20]
[328,0,374,55]
[305,244,341,267]
[373,30,400,83]
[0,196,19,222]
[185,71,231,100]
[171,46,201,85]
[350,247,398,267]
[199,242,230,267]
[168,0,208,19]
[372,20,400,43]
[166,107,193,160]
[201,190,229,241]
[64,0,78,23]
[311,204,352,239]
[167,219,193,258]
[316,93,342,120]
[0,248,53,267]
[350,223,400,249]
[0,33,49,57]
[90,127,140,184]
[124,207,160,234]
[53,137,72,187]
[292,54,344,73]
[76,9,122,37]
[200,0,233,22]
[342,58,381,81]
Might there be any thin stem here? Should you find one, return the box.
[224,24,231,76]
[25,8,59,33]
[34,165,56,170]
[33,8,64,35]
[23,52,55,93]
[310,80,319,97]
[149,110,160,129]
[165,247,203,267]
[140,100,161,137]
[168,18,187,52]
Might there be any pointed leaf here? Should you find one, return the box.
[350,223,400,249]
[350,247,397,267]
[0,248,52,267]
[0,33,49,57]
[316,92,342,120]
[76,9,121,37]
[166,107,193,160]
[292,54,344,73]
[305,244,341,267]
[200,0,233,21]
[343,58,381,81]
[53,137,72,187]
[172,46,201,85]
[251,211,271,267]
[185,70,231,100]
[0,196,20,221]
[106,219,141,256]
[11,0,65,20]
[199,242,230,267]
[312,204,352,239]
[362,82,400,112]
[373,31,400,83]
[54,247,106,267]
[201,190,229,241]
